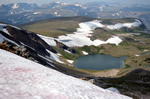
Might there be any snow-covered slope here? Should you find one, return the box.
[0,49,131,99]
[39,20,123,47]
[40,19,142,47]
[107,19,142,30]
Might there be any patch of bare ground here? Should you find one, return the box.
[92,69,120,77]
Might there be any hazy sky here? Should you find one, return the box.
[0,0,150,5]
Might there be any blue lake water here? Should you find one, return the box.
[141,52,150,55]
[74,54,127,70]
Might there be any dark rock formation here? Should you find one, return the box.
[55,40,76,53]
[5,26,57,56]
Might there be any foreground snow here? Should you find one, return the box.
[0,49,132,99]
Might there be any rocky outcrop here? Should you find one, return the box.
[27,32,57,53]
[5,26,57,56]
[1,40,49,66]
[55,40,76,53]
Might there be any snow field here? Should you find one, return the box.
[40,19,142,47]
[82,51,89,55]
[0,49,132,99]
[66,60,74,64]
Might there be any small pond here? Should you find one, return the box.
[74,54,127,70]
[141,52,150,55]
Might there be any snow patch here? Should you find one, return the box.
[55,2,60,3]
[74,4,82,6]
[3,28,10,35]
[9,25,21,30]
[38,34,56,46]
[67,60,74,64]
[46,49,64,63]
[107,20,142,30]
[106,87,120,94]
[33,12,41,14]
[99,7,103,11]
[54,12,58,15]
[135,55,140,57]
[112,13,120,16]
[0,24,10,35]
[12,3,19,9]
[82,51,88,55]
[47,62,55,67]
[64,50,72,54]
[0,49,132,99]
[57,53,62,56]
[78,20,104,33]
[144,50,149,52]
[106,36,122,45]
[38,54,53,63]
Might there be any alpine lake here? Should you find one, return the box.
[74,54,128,70]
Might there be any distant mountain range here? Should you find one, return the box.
[0,2,150,29]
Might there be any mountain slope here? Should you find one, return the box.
[0,49,131,99]
[0,22,92,77]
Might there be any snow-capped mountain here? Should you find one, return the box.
[9,3,38,14]
[0,2,150,28]
[0,3,38,15]
[40,2,68,8]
